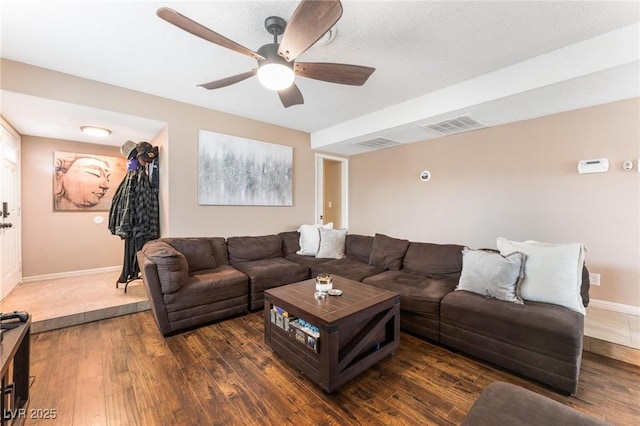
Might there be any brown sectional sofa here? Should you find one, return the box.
[137,230,589,395]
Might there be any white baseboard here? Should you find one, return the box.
[589,298,640,316]
[22,265,121,283]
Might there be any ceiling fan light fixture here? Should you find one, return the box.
[257,63,295,91]
[160,2,371,107]
[80,126,111,137]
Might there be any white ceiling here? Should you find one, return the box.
[0,90,167,146]
[1,1,639,154]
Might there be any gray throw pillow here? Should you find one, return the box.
[456,247,525,304]
[316,228,347,259]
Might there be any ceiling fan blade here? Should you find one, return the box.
[278,84,304,108]
[198,69,257,90]
[157,7,265,61]
[295,63,375,86]
[278,0,343,62]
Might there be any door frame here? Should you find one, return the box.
[315,153,348,229]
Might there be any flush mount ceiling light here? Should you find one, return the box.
[81,126,111,137]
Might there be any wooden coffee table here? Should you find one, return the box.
[264,275,400,393]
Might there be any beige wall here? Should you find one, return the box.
[3,59,315,276]
[21,136,124,276]
[5,59,639,307]
[350,98,640,307]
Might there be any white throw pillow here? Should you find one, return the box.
[457,248,525,304]
[316,228,347,259]
[497,237,586,315]
[296,223,333,256]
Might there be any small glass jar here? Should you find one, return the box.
[314,291,327,300]
[315,273,333,295]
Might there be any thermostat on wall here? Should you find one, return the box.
[577,158,609,174]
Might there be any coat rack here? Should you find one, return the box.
[109,141,159,292]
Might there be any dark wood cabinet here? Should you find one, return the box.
[1,317,31,426]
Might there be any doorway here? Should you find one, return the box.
[315,154,348,229]
[1,118,22,300]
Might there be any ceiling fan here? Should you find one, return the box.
[157,0,375,108]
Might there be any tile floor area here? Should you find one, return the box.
[585,305,640,349]
[1,270,638,364]
[0,270,149,333]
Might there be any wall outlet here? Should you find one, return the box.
[589,273,601,286]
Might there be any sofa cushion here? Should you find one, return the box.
[363,269,425,289]
[166,238,217,272]
[457,248,525,304]
[497,238,586,315]
[163,265,248,312]
[345,234,375,263]
[397,277,457,320]
[286,253,334,269]
[369,233,410,271]
[208,237,230,266]
[441,290,584,362]
[141,241,189,294]
[316,228,347,259]
[279,231,300,256]
[234,258,309,286]
[311,258,384,282]
[234,258,310,310]
[403,242,464,276]
[366,271,456,318]
[227,235,282,265]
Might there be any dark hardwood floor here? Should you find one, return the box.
[27,311,640,425]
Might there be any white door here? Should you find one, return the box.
[0,119,22,300]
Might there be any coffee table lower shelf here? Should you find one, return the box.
[264,279,400,393]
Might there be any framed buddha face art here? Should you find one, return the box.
[53,151,127,211]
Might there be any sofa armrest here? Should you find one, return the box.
[140,241,189,293]
[137,248,172,335]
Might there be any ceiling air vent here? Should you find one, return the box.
[354,137,402,150]
[421,115,487,136]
